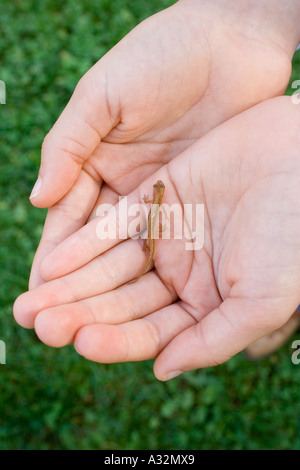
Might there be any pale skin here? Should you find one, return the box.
[13,0,300,379]
[14,97,300,380]
[27,0,300,292]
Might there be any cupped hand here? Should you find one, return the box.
[28,0,295,288]
[15,96,300,379]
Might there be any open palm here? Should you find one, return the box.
[15,96,300,379]
[28,0,295,288]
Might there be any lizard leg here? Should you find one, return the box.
[142,239,149,251]
[158,222,167,233]
[143,195,153,204]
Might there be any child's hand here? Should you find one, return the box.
[15,96,300,380]
[28,0,298,288]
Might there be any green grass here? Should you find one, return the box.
[1,0,300,450]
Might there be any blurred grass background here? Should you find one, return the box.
[1,0,300,450]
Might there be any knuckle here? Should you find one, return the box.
[41,132,53,154]
[143,319,161,356]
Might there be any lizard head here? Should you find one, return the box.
[154,180,165,191]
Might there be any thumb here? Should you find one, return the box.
[30,66,117,208]
[154,297,295,380]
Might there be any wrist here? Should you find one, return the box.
[244,0,300,54]
[177,0,300,56]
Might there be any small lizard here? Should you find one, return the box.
[134,180,165,282]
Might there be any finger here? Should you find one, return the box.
[153,296,298,381]
[87,183,121,222]
[14,238,160,329]
[34,272,175,347]
[29,169,101,289]
[74,303,196,363]
[29,63,118,208]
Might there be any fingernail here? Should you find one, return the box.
[30,177,42,199]
[74,342,82,356]
[163,370,183,381]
